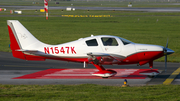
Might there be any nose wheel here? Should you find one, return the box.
[139,61,159,77]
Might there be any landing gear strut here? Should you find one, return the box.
[140,61,160,77]
[91,62,117,78]
[149,61,153,70]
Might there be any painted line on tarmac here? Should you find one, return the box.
[12,69,157,79]
[3,65,51,68]
[61,15,113,17]
[163,67,180,85]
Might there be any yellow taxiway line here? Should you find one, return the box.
[163,67,180,85]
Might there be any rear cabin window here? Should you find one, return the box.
[86,39,98,46]
[101,37,118,46]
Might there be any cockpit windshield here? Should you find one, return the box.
[118,37,133,45]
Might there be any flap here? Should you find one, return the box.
[87,52,126,63]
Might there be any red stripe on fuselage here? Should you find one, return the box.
[121,51,163,65]
[45,57,88,63]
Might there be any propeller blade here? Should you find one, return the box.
[166,39,168,48]
[165,55,167,72]
[164,39,168,72]
[163,39,174,72]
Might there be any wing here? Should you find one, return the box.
[87,52,126,65]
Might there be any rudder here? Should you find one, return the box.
[7,21,25,59]
[7,20,46,61]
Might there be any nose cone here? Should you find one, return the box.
[164,48,174,55]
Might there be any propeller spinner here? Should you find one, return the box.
[164,40,174,72]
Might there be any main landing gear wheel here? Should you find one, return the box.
[91,62,117,78]
[92,70,117,78]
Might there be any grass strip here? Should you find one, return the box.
[0,84,180,101]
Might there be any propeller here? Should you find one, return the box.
[164,39,168,72]
[163,39,174,72]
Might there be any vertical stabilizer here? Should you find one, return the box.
[7,20,45,61]
[7,20,44,49]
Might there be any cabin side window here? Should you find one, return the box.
[86,39,98,46]
[101,37,118,46]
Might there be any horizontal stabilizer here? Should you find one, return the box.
[16,49,38,52]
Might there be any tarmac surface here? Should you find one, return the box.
[0,52,180,86]
[1,5,180,12]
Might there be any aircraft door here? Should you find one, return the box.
[85,38,103,53]
[100,37,121,53]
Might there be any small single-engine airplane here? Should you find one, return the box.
[7,20,174,77]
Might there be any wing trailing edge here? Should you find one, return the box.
[87,52,126,65]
